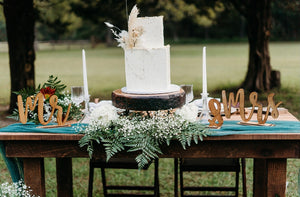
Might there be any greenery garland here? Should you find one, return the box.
[78,102,209,169]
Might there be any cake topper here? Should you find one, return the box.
[105,5,143,49]
[127,5,143,48]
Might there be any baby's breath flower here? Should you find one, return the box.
[79,103,207,169]
[0,181,37,197]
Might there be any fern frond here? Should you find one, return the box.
[14,86,38,99]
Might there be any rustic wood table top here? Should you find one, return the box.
[0,109,299,197]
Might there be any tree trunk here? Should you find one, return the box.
[242,0,280,91]
[3,0,36,113]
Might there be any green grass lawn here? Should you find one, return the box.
[0,42,299,196]
[1,42,299,103]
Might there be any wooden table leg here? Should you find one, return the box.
[23,158,46,197]
[56,158,73,197]
[253,158,287,197]
[241,158,247,197]
[174,158,178,197]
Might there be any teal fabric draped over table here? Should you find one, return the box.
[0,122,79,134]
[0,123,81,182]
[209,120,300,135]
[0,121,300,182]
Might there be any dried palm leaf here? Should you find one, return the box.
[128,5,140,48]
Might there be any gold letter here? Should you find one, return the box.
[208,99,223,127]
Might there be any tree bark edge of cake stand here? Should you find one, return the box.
[111,89,186,111]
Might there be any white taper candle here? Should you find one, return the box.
[202,46,207,94]
[82,49,89,99]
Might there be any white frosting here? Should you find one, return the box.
[123,15,175,94]
[134,16,164,49]
[125,46,170,93]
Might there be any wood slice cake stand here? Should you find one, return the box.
[112,89,186,111]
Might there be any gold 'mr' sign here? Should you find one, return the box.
[208,88,282,127]
[17,93,71,126]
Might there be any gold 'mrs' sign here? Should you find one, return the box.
[208,88,282,127]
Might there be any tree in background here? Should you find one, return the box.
[0,6,6,41]
[70,0,225,44]
[71,0,130,47]
[271,1,300,40]
[35,0,81,41]
[136,0,225,40]
[139,0,281,91]
[1,0,36,113]
[228,0,279,91]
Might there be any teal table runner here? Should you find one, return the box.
[209,120,300,136]
[0,123,82,182]
[0,121,299,182]
[0,122,79,134]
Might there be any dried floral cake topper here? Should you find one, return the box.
[105,5,143,49]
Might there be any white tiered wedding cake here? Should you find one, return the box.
[106,5,179,94]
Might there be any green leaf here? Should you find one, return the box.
[43,75,67,94]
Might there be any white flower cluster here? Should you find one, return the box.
[115,112,186,139]
[57,95,72,107]
[84,103,199,140]
[89,102,119,127]
[43,103,57,123]
[115,30,129,49]
[0,181,37,197]
[175,103,199,122]
[104,22,128,49]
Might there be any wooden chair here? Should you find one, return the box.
[88,158,159,197]
[174,158,247,197]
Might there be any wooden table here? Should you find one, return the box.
[0,112,299,197]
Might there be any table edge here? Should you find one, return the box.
[1,132,300,141]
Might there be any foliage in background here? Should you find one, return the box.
[271,1,300,40]
[0,5,6,41]
[0,0,299,42]
[35,0,83,41]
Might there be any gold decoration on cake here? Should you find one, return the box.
[208,88,282,127]
[17,93,71,126]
